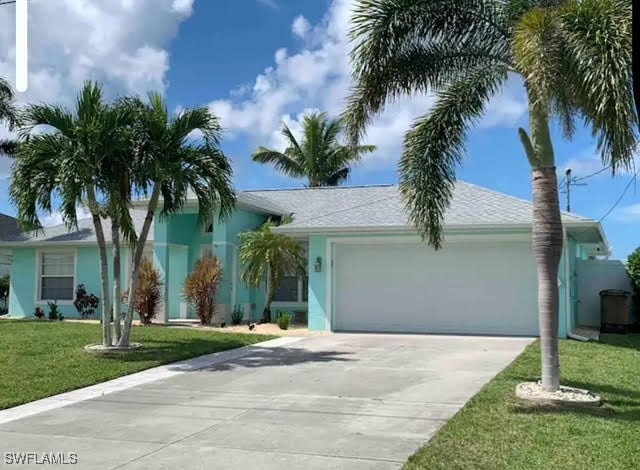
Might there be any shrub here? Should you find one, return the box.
[231,304,244,325]
[182,252,223,325]
[627,247,640,294]
[73,284,100,318]
[47,302,59,321]
[277,311,292,330]
[123,257,163,325]
[34,307,45,319]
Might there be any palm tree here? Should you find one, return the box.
[239,222,306,323]
[634,2,640,123]
[10,82,134,346]
[0,77,19,158]
[345,0,636,392]
[252,111,376,187]
[116,93,235,347]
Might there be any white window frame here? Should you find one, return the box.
[272,243,308,307]
[35,249,77,305]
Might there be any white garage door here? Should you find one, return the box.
[332,240,539,336]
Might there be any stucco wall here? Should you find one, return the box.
[9,246,119,319]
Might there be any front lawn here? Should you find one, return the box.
[0,320,274,410]
[405,335,640,470]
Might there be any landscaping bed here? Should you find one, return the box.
[404,334,640,469]
[0,320,274,410]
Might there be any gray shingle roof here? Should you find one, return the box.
[0,214,21,242]
[245,182,592,233]
[0,182,596,245]
[2,210,153,244]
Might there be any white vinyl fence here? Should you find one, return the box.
[576,259,633,327]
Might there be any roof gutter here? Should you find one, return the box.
[274,220,601,236]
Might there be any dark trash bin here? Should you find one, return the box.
[599,289,633,330]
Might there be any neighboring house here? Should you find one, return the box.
[0,183,612,338]
[0,213,20,278]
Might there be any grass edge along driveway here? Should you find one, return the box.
[404,334,640,470]
[1,320,275,410]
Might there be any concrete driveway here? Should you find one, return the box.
[0,334,532,469]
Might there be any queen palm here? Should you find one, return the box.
[11,82,134,346]
[117,93,235,347]
[239,222,306,323]
[253,111,375,187]
[345,0,636,391]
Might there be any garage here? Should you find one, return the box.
[331,239,539,336]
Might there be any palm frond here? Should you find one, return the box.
[400,67,508,249]
[559,0,637,171]
[252,147,306,178]
[345,0,510,145]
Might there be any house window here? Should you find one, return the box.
[39,251,75,301]
[273,274,309,303]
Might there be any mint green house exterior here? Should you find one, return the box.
[0,183,612,338]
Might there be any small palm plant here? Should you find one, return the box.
[239,222,306,323]
[252,111,376,187]
[182,251,223,325]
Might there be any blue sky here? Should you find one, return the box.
[0,0,638,258]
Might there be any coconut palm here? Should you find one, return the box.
[0,77,19,157]
[345,0,636,391]
[10,81,135,346]
[239,222,306,323]
[117,93,235,347]
[252,111,376,187]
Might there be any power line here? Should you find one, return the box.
[598,170,639,223]
[573,165,611,182]
[0,1,17,5]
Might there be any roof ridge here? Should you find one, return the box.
[242,184,396,193]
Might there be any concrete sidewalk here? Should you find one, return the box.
[0,334,532,469]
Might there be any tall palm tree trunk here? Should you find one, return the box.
[532,167,563,391]
[112,219,122,343]
[118,186,161,346]
[526,98,563,391]
[87,185,112,347]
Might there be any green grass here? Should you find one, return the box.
[405,335,640,469]
[0,320,274,410]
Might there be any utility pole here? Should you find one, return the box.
[563,168,587,213]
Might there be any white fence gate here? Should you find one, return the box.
[576,259,633,326]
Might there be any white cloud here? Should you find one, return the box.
[0,0,193,195]
[208,0,527,171]
[257,0,279,10]
[0,0,193,112]
[561,147,639,180]
[42,206,92,227]
[613,203,640,223]
[292,15,311,38]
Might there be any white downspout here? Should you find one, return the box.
[564,229,589,342]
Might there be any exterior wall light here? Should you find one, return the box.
[314,256,322,272]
